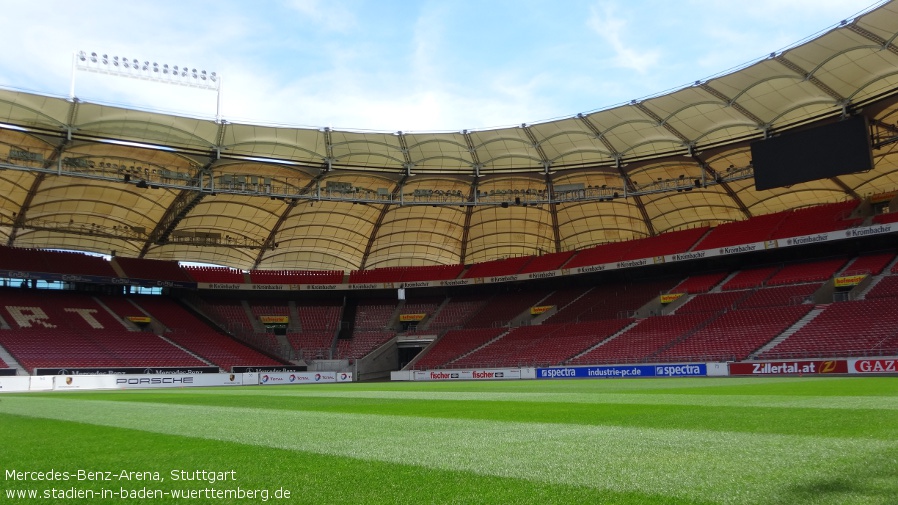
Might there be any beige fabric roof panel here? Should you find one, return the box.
[2,3,898,271]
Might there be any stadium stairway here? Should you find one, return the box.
[749,305,828,359]
[566,319,641,362]
[241,300,266,333]
[445,328,511,367]
[710,271,739,292]
[856,275,887,300]
[0,344,27,374]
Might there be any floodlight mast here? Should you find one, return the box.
[71,51,222,122]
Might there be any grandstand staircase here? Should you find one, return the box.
[155,333,217,369]
[0,312,10,330]
[446,329,511,367]
[645,310,726,361]
[241,300,266,332]
[126,299,218,368]
[418,297,452,331]
[711,271,741,292]
[567,320,641,362]
[287,301,302,331]
[0,344,27,375]
[93,297,140,331]
[856,275,886,300]
[749,305,828,359]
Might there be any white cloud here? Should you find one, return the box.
[586,3,661,74]
[283,0,357,33]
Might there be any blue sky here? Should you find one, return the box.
[0,0,884,131]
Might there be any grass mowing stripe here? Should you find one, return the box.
[0,415,712,505]
[0,395,894,505]
[49,391,896,439]
[121,389,898,410]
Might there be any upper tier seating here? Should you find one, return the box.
[563,240,635,269]
[872,212,898,225]
[462,256,532,279]
[113,257,195,282]
[0,246,117,277]
[349,264,464,284]
[618,227,710,261]
[693,211,790,251]
[249,269,343,284]
[769,201,859,239]
[519,251,575,274]
[183,266,246,283]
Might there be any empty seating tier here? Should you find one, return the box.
[760,297,898,359]
[656,305,812,362]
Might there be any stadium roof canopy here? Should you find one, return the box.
[2,2,898,271]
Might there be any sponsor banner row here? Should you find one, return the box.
[34,366,220,376]
[259,371,353,385]
[537,364,707,379]
[849,358,898,374]
[0,270,196,289]
[413,369,523,381]
[0,376,30,392]
[0,373,260,392]
[53,373,255,390]
[728,360,847,375]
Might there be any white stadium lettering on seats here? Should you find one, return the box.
[6,306,56,328]
[64,308,104,329]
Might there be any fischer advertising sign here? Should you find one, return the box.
[729,360,847,375]
[849,358,898,374]
[413,369,522,381]
[536,364,707,379]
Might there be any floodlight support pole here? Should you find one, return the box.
[69,52,77,101]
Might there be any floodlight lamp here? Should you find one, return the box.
[132,59,138,67]
[90,52,97,62]
[78,51,86,61]
[102,54,108,64]
[113,56,119,66]
[200,70,206,80]
[163,64,169,74]
[123,60,130,69]
[210,72,217,82]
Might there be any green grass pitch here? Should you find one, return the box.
[0,377,896,504]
